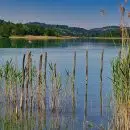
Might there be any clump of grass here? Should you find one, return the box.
[0,51,79,129]
[112,49,130,103]
[110,0,130,129]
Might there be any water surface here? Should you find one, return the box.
[0,39,121,129]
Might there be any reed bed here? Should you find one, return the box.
[0,49,107,130]
[0,51,83,130]
[109,0,130,129]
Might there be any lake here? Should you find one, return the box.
[0,39,121,130]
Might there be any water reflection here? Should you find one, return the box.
[0,40,120,129]
[0,38,121,48]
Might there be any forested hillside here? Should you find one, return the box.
[0,19,126,38]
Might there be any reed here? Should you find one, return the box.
[0,50,108,129]
[110,0,130,129]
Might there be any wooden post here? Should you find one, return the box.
[73,51,76,80]
[100,49,104,117]
[38,54,43,110]
[43,52,47,108]
[43,52,47,127]
[44,52,47,85]
[20,54,26,110]
[30,54,33,114]
[25,52,31,110]
[72,51,76,119]
[118,49,121,59]
[84,50,88,122]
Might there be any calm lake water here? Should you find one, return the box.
[0,39,121,129]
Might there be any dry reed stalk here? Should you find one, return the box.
[110,104,130,130]
[120,4,125,45]
[15,56,18,116]
[20,54,26,110]
[51,63,57,112]
[54,113,60,130]
[9,80,13,105]
[125,0,128,4]
[100,50,104,117]
[38,54,43,110]
[38,110,44,130]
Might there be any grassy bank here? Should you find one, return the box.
[10,36,126,41]
[10,35,79,40]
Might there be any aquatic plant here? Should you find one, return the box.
[110,0,130,129]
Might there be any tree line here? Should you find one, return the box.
[0,20,89,38]
[0,19,127,38]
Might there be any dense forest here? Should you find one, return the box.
[0,19,126,38]
[0,20,88,37]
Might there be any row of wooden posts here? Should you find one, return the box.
[0,49,105,130]
[19,52,48,112]
[3,49,104,123]
[19,49,104,114]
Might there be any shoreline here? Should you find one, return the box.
[10,35,79,40]
[8,36,127,41]
[85,37,125,40]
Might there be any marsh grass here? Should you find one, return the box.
[110,1,130,129]
[0,50,83,129]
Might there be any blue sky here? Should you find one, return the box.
[0,0,129,29]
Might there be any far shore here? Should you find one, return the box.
[86,37,126,40]
[10,35,79,40]
[9,36,128,41]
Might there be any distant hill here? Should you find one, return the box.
[0,19,126,38]
[26,22,88,36]
[88,26,122,37]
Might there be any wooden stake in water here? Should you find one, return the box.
[44,52,47,86]
[100,49,104,117]
[118,49,121,60]
[43,52,47,128]
[72,51,76,119]
[38,54,43,110]
[84,50,88,122]
[73,52,76,80]
[43,52,47,108]
[30,55,33,114]
[26,52,31,110]
[20,54,26,110]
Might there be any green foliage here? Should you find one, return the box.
[112,49,130,103]
[0,20,88,37]
[0,19,125,38]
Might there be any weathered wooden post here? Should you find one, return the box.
[72,51,76,119]
[20,54,26,111]
[84,50,88,123]
[38,54,43,110]
[100,49,104,117]
[25,51,31,110]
